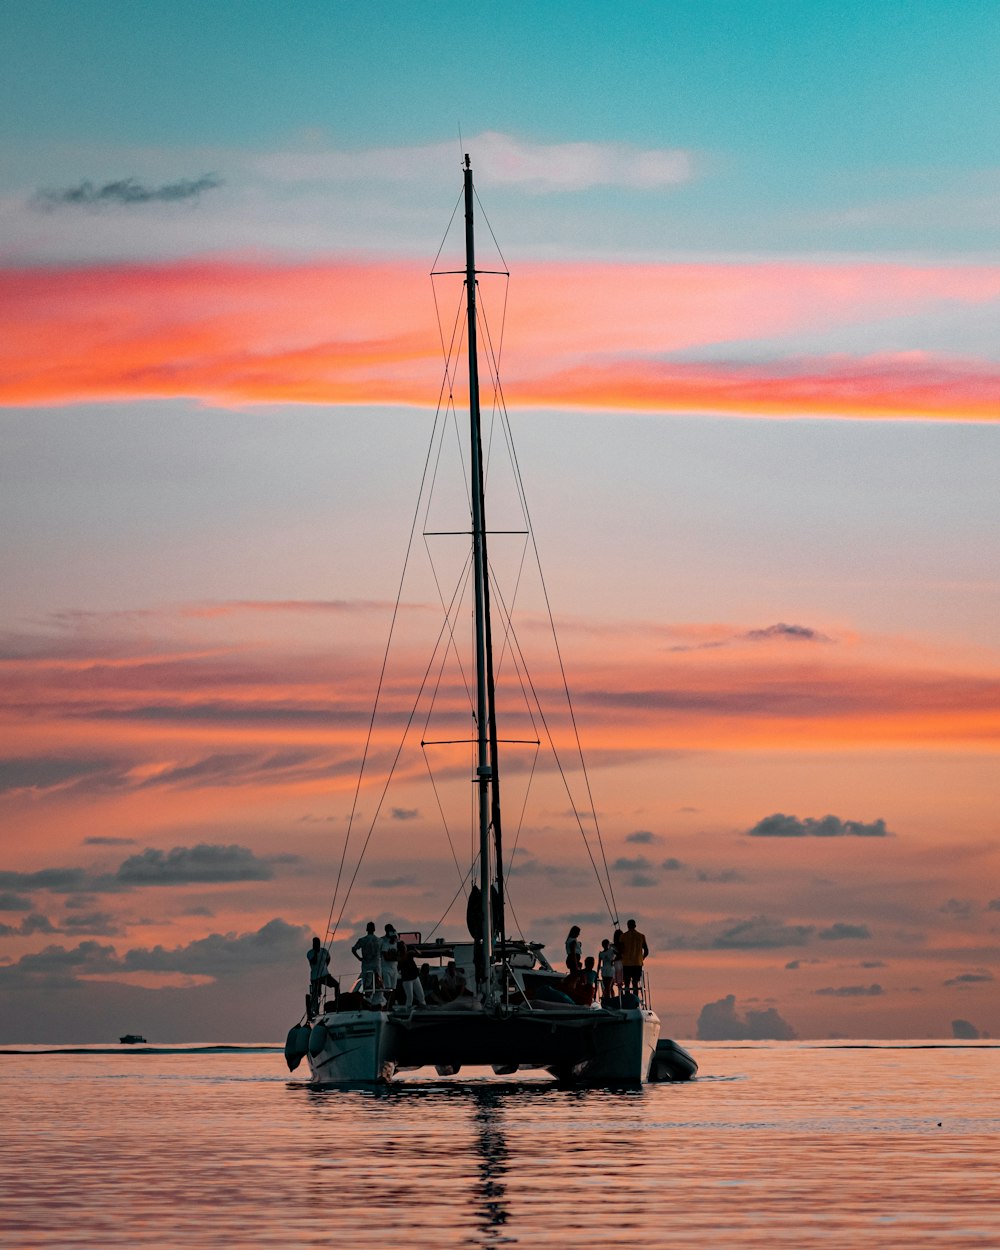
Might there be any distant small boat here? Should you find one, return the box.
[119,1034,147,1045]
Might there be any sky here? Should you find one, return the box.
[1,0,998,1044]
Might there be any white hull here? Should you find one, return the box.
[549,1008,659,1084]
[306,1014,397,1083]
[303,1005,659,1086]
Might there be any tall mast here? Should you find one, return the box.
[464,154,495,1000]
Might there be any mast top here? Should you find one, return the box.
[464,152,470,170]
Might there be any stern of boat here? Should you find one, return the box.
[548,1007,660,1084]
[305,1010,397,1085]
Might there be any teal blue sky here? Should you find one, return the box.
[2,1,998,257]
[4,1,997,161]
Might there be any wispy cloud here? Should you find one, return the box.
[33,175,222,210]
[667,622,833,653]
[0,917,307,989]
[0,843,298,894]
[818,922,872,940]
[666,915,816,950]
[255,131,695,193]
[3,607,998,810]
[115,844,284,886]
[624,829,662,845]
[815,983,884,996]
[939,898,974,917]
[0,756,122,794]
[611,855,653,872]
[943,969,994,987]
[746,814,892,838]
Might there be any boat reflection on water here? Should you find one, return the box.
[297,1080,515,1244]
[471,1089,511,1245]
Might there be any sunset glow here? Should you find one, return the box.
[2,260,997,418]
[2,2,998,1045]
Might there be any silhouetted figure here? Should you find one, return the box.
[612,928,625,996]
[565,925,582,973]
[618,918,648,994]
[351,921,382,995]
[582,955,599,1005]
[306,936,332,1015]
[380,924,400,997]
[598,938,616,1004]
[439,960,463,1003]
[398,942,426,1010]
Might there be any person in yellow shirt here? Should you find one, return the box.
[617,918,648,993]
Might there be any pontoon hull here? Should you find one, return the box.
[304,1005,660,1086]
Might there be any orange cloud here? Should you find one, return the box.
[2,607,997,817]
[1,258,997,418]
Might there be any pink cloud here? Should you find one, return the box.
[1,258,997,418]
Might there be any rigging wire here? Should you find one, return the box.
[487,568,617,924]
[422,747,468,895]
[326,181,621,949]
[472,282,620,920]
[420,551,476,893]
[497,388,621,924]
[424,859,475,943]
[322,397,446,947]
[329,571,482,945]
[473,187,510,276]
[324,260,468,943]
[430,189,464,277]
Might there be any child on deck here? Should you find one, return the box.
[598,938,616,1004]
[582,955,599,1005]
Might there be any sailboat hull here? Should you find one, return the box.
[304,1005,660,1086]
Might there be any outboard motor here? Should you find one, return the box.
[284,1024,311,1072]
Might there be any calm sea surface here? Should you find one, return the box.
[2,1042,998,1248]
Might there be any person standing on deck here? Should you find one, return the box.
[582,955,599,1005]
[306,936,331,1015]
[612,928,625,996]
[351,921,382,994]
[565,925,583,973]
[598,937,617,1004]
[397,942,426,1010]
[618,918,649,994]
[380,924,400,1002]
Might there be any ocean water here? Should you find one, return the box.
[1,1042,998,1248]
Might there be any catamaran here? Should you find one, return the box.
[285,156,694,1085]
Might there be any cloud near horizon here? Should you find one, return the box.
[2,258,998,419]
[696,993,797,1040]
[0,917,308,990]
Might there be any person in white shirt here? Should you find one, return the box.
[598,937,617,1004]
[379,924,400,1000]
[351,921,382,994]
